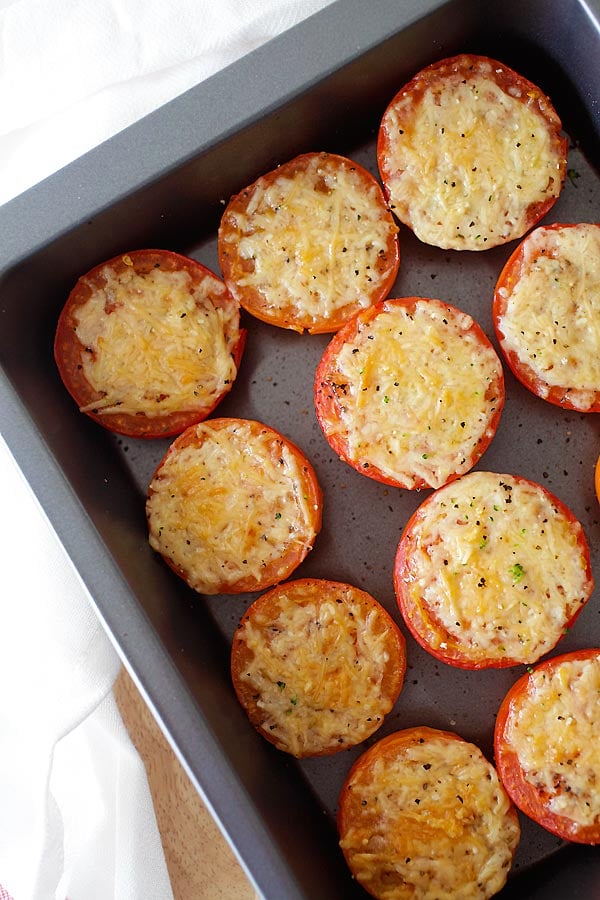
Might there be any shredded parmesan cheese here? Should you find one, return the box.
[75,264,238,416]
[147,421,319,594]
[380,59,565,249]
[400,471,592,663]
[497,224,600,410]
[320,299,502,489]
[220,153,398,328]
[506,655,600,829]
[236,585,401,756]
[340,732,520,899]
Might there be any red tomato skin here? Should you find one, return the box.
[314,297,504,491]
[314,311,413,488]
[218,151,400,334]
[393,474,594,670]
[377,54,567,249]
[338,725,502,830]
[54,249,246,439]
[494,649,600,844]
[147,418,323,595]
[493,223,600,413]
[231,577,407,757]
[394,501,523,671]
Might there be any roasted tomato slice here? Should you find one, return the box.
[218,151,399,333]
[493,222,600,412]
[146,418,322,595]
[314,297,504,490]
[338,726,520,900]
[394,471,594,669]
[378,54,567,250]
[495,649,600,844]
[231,577,406,758]
[54,248,246,438]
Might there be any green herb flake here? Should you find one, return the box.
[509,563,525,582]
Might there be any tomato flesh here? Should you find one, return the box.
[495,649,600,844]
[54,248,245,438]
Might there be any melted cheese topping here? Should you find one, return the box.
[221,154,397,324]
[497,224,600,410]
[401,471,591,663]
[237,588,398,756]
[75,263,238,416]
[380,63,564,249]
[506,655,600,829]
[340,734,519,899]
[323,300,502,489]
[147,422,318,594]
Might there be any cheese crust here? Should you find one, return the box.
[395,471,594,667]
[231,578,406,757]
[315,298,504,490]
[54,249,243,437]
[338,727,520,900]
[146,419,322,594]
[504,653,600,832]
[218,151,399,333]
[494,223,600,412]
[378,55,567,250]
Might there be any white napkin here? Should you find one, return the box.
[0,438,175,900]
[0,0,336,206]
[0,1,335,897]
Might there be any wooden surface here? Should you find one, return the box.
[114,667,258,900]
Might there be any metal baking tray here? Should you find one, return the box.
[1,0,599,896]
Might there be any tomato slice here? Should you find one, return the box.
[377,54,567,250]
[495,649,600,844]
[54,248,246,438]
[338,726,520,899]
[394,471,594,669]
[596,453,600,505]
[146,418,322,594]
[493,223,600,412]
[230,578,406,757]
[314,297,504,490]
[218,151,399,333]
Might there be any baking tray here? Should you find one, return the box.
[1,0,599,896]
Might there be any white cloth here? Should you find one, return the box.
[0,439,173,900]
[0,0,336,206]
[0,1,335,897]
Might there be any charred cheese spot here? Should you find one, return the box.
[318,299,503,489]
[219,152,398,331]
[397,471,592,665]
[379,56,566,250]
[74,264,238,417]
[505,654,600,830]
[232,580,405,757]
[496,224,600,410]
[146,420,320,594]
[339,729,520,899]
